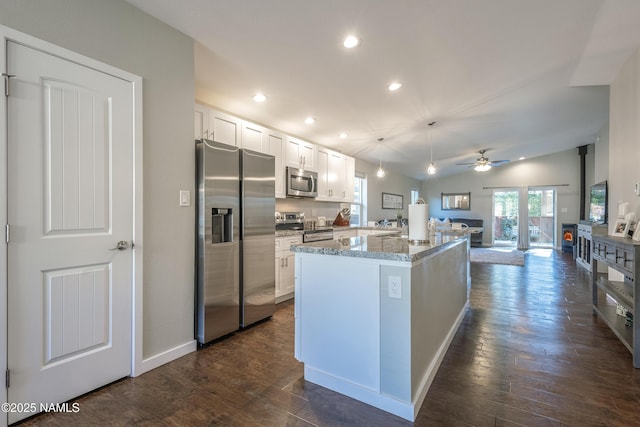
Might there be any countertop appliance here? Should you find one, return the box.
[275,211,305,230]
[196,139,276,345]
[286,166,317,198]
[303,229,334,243]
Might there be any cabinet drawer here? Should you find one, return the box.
[615,247,634,272]
[276,236,302,252]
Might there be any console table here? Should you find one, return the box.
[591,235,640,368]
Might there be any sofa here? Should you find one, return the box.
[451,218,484,247]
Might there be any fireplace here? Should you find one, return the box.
[562,223,577,253]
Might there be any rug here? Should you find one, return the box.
[470,248,525,266]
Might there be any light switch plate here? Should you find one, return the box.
[179,190,191,207]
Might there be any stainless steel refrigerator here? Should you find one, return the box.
[196,139,276,345]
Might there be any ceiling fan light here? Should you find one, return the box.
[474,164,491,172]
[427,162,436,175]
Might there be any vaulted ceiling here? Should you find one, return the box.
[126,0,640,179]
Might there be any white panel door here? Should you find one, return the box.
[7,41,133,423]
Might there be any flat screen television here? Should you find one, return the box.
[589,180,607,224]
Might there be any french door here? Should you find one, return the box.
[493,188,556,249]
[528,188,556,247]
[493,190,519,246]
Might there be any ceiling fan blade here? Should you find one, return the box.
[489,159,510,165]
[455,162,476,166]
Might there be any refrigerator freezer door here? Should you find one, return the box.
[241,149,276,327]
[196,140,241,344]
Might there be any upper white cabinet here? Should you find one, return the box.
[316,147,354,202]
[344,155,355,202]
[285,136,315,171]
[194,103,207,140]
[194,104,241,147]
[195,104,355,202]
[210,110,241,147]
[241,121,285,199]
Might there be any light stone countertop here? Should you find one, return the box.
[290,233,468,263]
[275,225,403,238]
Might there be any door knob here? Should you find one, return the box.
[109,240,129,251]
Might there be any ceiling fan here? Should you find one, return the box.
[456,149,509,172]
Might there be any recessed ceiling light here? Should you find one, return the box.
[343,35,359,48]
[253,93,266,103]
[339,133,348,139]
[305,117,315,125]
[388,82,402,91]
[519,156,525,160]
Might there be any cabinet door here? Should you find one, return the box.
[299,140,315,170]
[329,151,346,201]
[194,103,208,140]
[315,148,330,200]
[282,252,296,295]
[241,121,265,152]
[267,132,285,199]
[344,156,355,202]
[209,109,240,146]
[286,136,315,170]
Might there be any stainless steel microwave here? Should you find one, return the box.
[286,167,317,198]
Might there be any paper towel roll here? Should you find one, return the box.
[409,204,428,242]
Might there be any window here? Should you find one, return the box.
[350,173,367,226]
[410,188,420,204]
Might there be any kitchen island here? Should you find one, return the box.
[291,234,470,421]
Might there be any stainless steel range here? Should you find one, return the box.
[302,228,334,243]
[275,211,305,231]
[275,211,334,242]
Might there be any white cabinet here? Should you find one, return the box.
[195,104,354,201]
[316,147,354,202]
[286,136,315,171]
[241,121,286,198]
[275,235,302,302]
[345,156,355,202]
[194,104,241,146]
[194,103,207,140]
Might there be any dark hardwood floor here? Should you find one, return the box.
[20,249,640,426]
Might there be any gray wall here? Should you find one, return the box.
[421,149,584,247]
[355,158,422,223]
[0,0,196,359]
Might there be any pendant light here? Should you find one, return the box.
[426,121,437,175]
[376,137,385,178]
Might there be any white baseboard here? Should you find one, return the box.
[133,340,197,377]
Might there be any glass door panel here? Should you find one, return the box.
[528,188,555,247]
[493,190,519,246]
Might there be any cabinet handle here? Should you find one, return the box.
[606,251,615,255]
[285,258,289,267]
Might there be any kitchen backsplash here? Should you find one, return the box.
[276,199,351,221]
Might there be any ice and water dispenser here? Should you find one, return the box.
[211,208,233,244]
